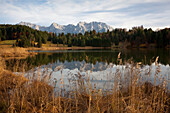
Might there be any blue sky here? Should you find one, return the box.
[0,0,170,30]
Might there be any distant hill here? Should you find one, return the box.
[18,21,113,34]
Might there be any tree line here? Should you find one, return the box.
[0,25,170,48]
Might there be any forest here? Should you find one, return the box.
[0,24,170,48]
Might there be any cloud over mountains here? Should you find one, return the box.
[0,0,170,30]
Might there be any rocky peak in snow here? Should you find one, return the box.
[18,21,36,27]
[50,22,64,29]
[77,21,86,26]
[18,21,40,30]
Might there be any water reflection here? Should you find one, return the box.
[6,49,170,71]
[9,49,170,90]
[24,62,170,91]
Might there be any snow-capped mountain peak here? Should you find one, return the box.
[18,21,36,27]
[50,22,64,30]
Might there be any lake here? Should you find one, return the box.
[7,49,170,90]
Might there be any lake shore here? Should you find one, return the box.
[0,46,169,59]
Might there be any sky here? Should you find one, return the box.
[0,0,170,30]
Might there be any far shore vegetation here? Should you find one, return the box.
[0,24,170,49]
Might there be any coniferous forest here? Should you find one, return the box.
[0,24,170,48]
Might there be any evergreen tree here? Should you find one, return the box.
[68,37,72,47]
[37,37,42,48]
[81,38,85,47]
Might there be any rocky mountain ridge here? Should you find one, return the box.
[18,21,113,34]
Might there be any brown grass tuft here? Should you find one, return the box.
[0,47,36,59]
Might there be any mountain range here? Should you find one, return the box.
[18,21,113,34]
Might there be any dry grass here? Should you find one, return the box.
[0,40,16,45]
[0,55,169,113]
[42,41,67,47]
[28,46,111,51]
[0,47,36,59]
[0,45,13,48]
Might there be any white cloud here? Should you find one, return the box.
[0,0,169,29]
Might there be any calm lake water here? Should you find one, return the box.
[7,49,170,70]
[7,49,170,90]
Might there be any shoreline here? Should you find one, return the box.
[0,46,111,59]
[27,46,112,51]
